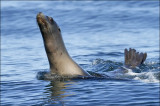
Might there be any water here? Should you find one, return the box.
[1,1,159,106]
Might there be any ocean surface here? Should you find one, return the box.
[1,1,159,106]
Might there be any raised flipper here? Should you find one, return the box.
[124,48,147,68]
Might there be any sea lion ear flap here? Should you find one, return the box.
[58,28,61,32]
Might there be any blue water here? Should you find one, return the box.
[1,1,159,106]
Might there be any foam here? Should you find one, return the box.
[126,69,159,83]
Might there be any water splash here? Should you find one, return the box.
[91,58,160,83]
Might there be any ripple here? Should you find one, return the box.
[1,1,159,105]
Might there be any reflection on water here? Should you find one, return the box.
[43,80,75,105]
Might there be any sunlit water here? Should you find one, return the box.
[1,1,159,106]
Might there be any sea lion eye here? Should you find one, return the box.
[49,17,53,23]
[47,16,53,23]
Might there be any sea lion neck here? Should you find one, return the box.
[37,12,68,55]
[37,12,70,65]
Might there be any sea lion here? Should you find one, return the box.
[36,12,147,78]
[36,12,90,77]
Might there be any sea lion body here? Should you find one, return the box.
[36,12,147,78]
[37,12,90,76]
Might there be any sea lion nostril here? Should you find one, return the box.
[39,12,44,15]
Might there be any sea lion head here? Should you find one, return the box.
[36,12,64,54]
[36,12,61,38]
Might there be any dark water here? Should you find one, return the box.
[1,1,159,106]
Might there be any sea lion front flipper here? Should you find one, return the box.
[124,48,147,68]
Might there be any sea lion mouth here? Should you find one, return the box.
[36,12,48,28]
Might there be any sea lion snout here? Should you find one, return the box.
[37,12,48,27]
[37,12,44,18]
[37,12,54,24]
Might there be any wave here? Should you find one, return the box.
[91,58,159,83]
[36,58,159,83]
